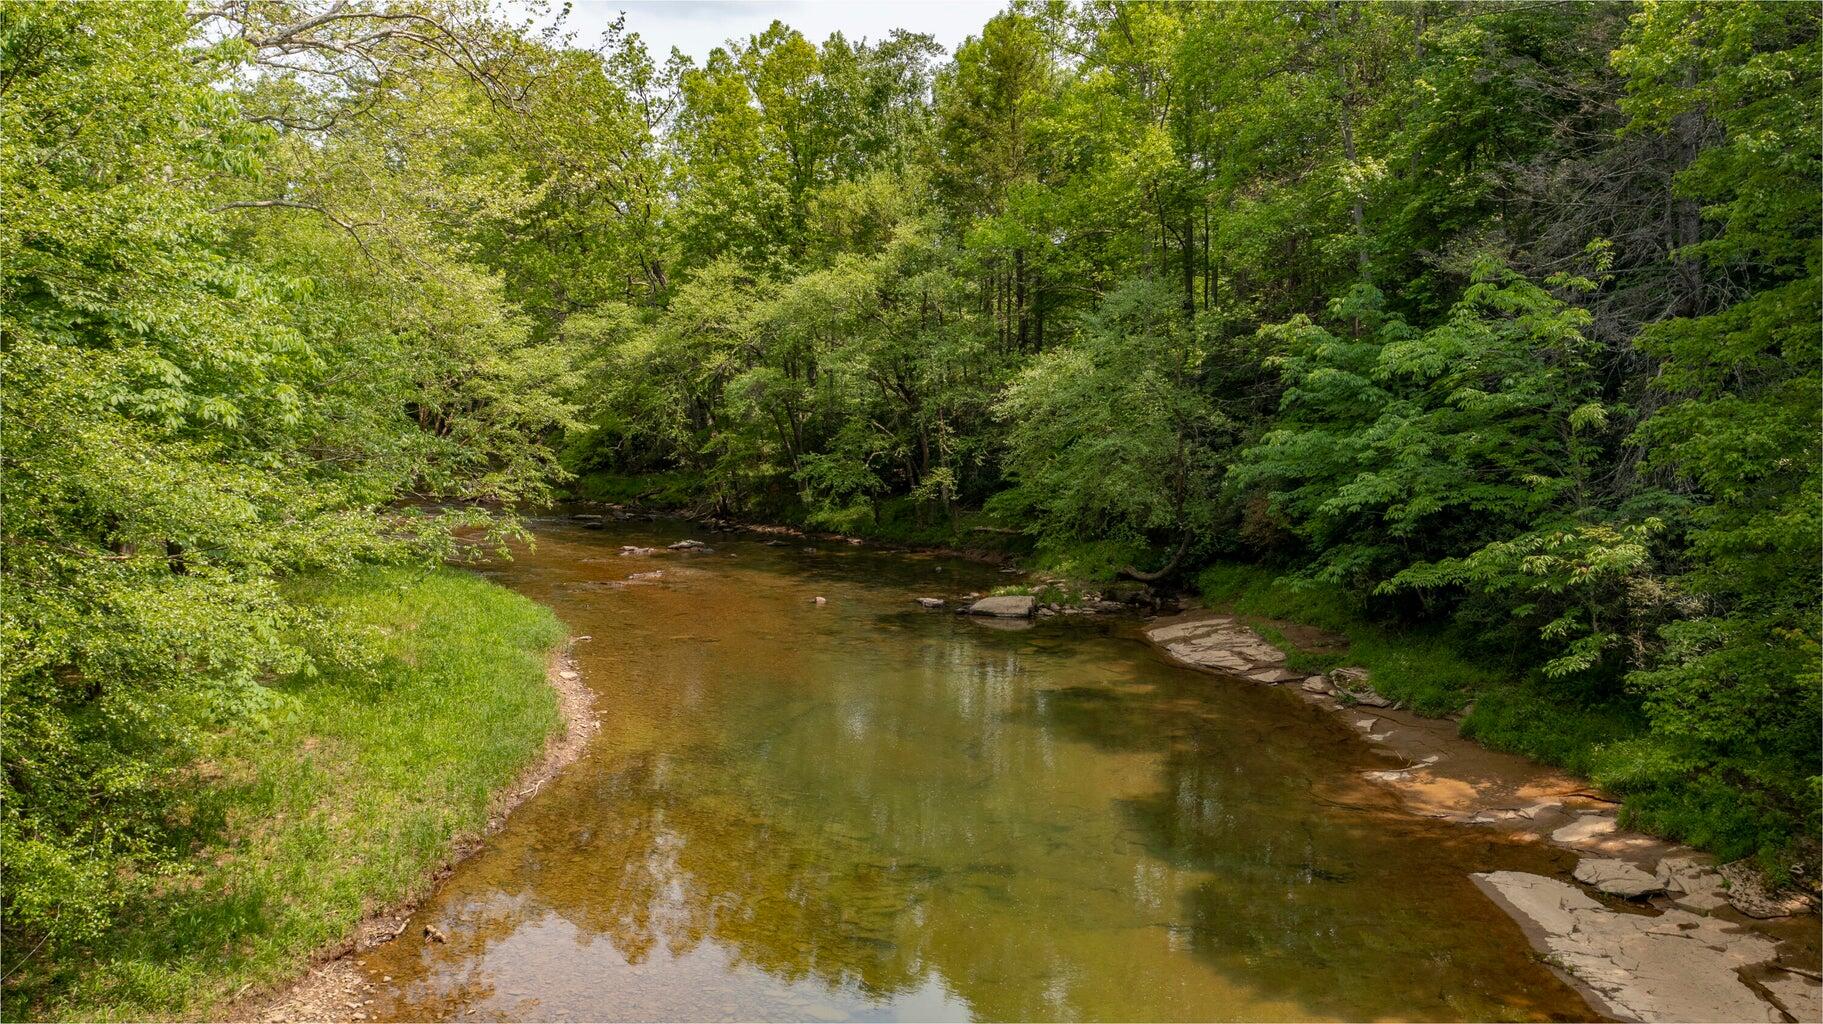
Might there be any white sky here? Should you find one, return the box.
[541,1,1005,62]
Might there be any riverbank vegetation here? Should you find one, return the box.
[3,568,564,1020]
[3,0,1818,1010]
[559,0,1818,868]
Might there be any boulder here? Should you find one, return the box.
[1573,857,1664,899]
[966,595,1037,618]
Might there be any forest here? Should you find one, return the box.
[1,0,1818,1016]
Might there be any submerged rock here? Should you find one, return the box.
[668,539,706,550]
[916,597,945,609]
[1573,857,1664,899]
[1473,870,1782,1023]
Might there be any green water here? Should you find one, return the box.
[356,519,1594,1022]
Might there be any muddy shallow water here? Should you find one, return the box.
[354,519,1597,1022]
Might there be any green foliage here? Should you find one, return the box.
[995,278,1229,556]
[2,0,574,973]
[3,568,565,1021]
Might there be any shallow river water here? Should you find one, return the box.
[355,519,1598,1022]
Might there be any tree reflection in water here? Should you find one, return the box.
[356,524,1593,1022]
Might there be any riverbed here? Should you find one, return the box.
[351,518,1599,1021]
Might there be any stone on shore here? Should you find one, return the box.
[1552,813,1618,845]
[1472,870,1782,1023]
[966,595,1036,618]
[1573,857,1664,899]
[1718,861,1815,919]
[1328,666,1392,707]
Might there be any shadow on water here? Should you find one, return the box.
[355,519,1596,1022]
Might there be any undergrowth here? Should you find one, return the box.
[4,568,566,1022]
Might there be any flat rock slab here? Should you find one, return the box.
[1143,618,1287,678]
[1552,813,1617,844]
[966,595,1036,618]
[1574,857,1664,899]
[1761,968,1822,1023]
[1474,870,1783,1023]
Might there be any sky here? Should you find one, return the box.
[538,1,1004,62]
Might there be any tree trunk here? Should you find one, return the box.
[1119,532,1192,583]
[1180,212,1197,318]
[1015,248,1029,349]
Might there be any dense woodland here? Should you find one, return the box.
[2,0,1818,996]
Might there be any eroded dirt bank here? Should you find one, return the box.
[1142,608,1821,1024]
[228,643,600,1023]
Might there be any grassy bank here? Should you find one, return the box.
[1195,563,1810,872]
[5,568,566,1022]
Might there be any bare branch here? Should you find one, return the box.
[209,198,379,261]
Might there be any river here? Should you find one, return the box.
[352,518,1597,1021]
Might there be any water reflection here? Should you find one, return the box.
[357,521,1594,1022]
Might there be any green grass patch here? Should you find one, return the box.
[6,568,566,1022]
